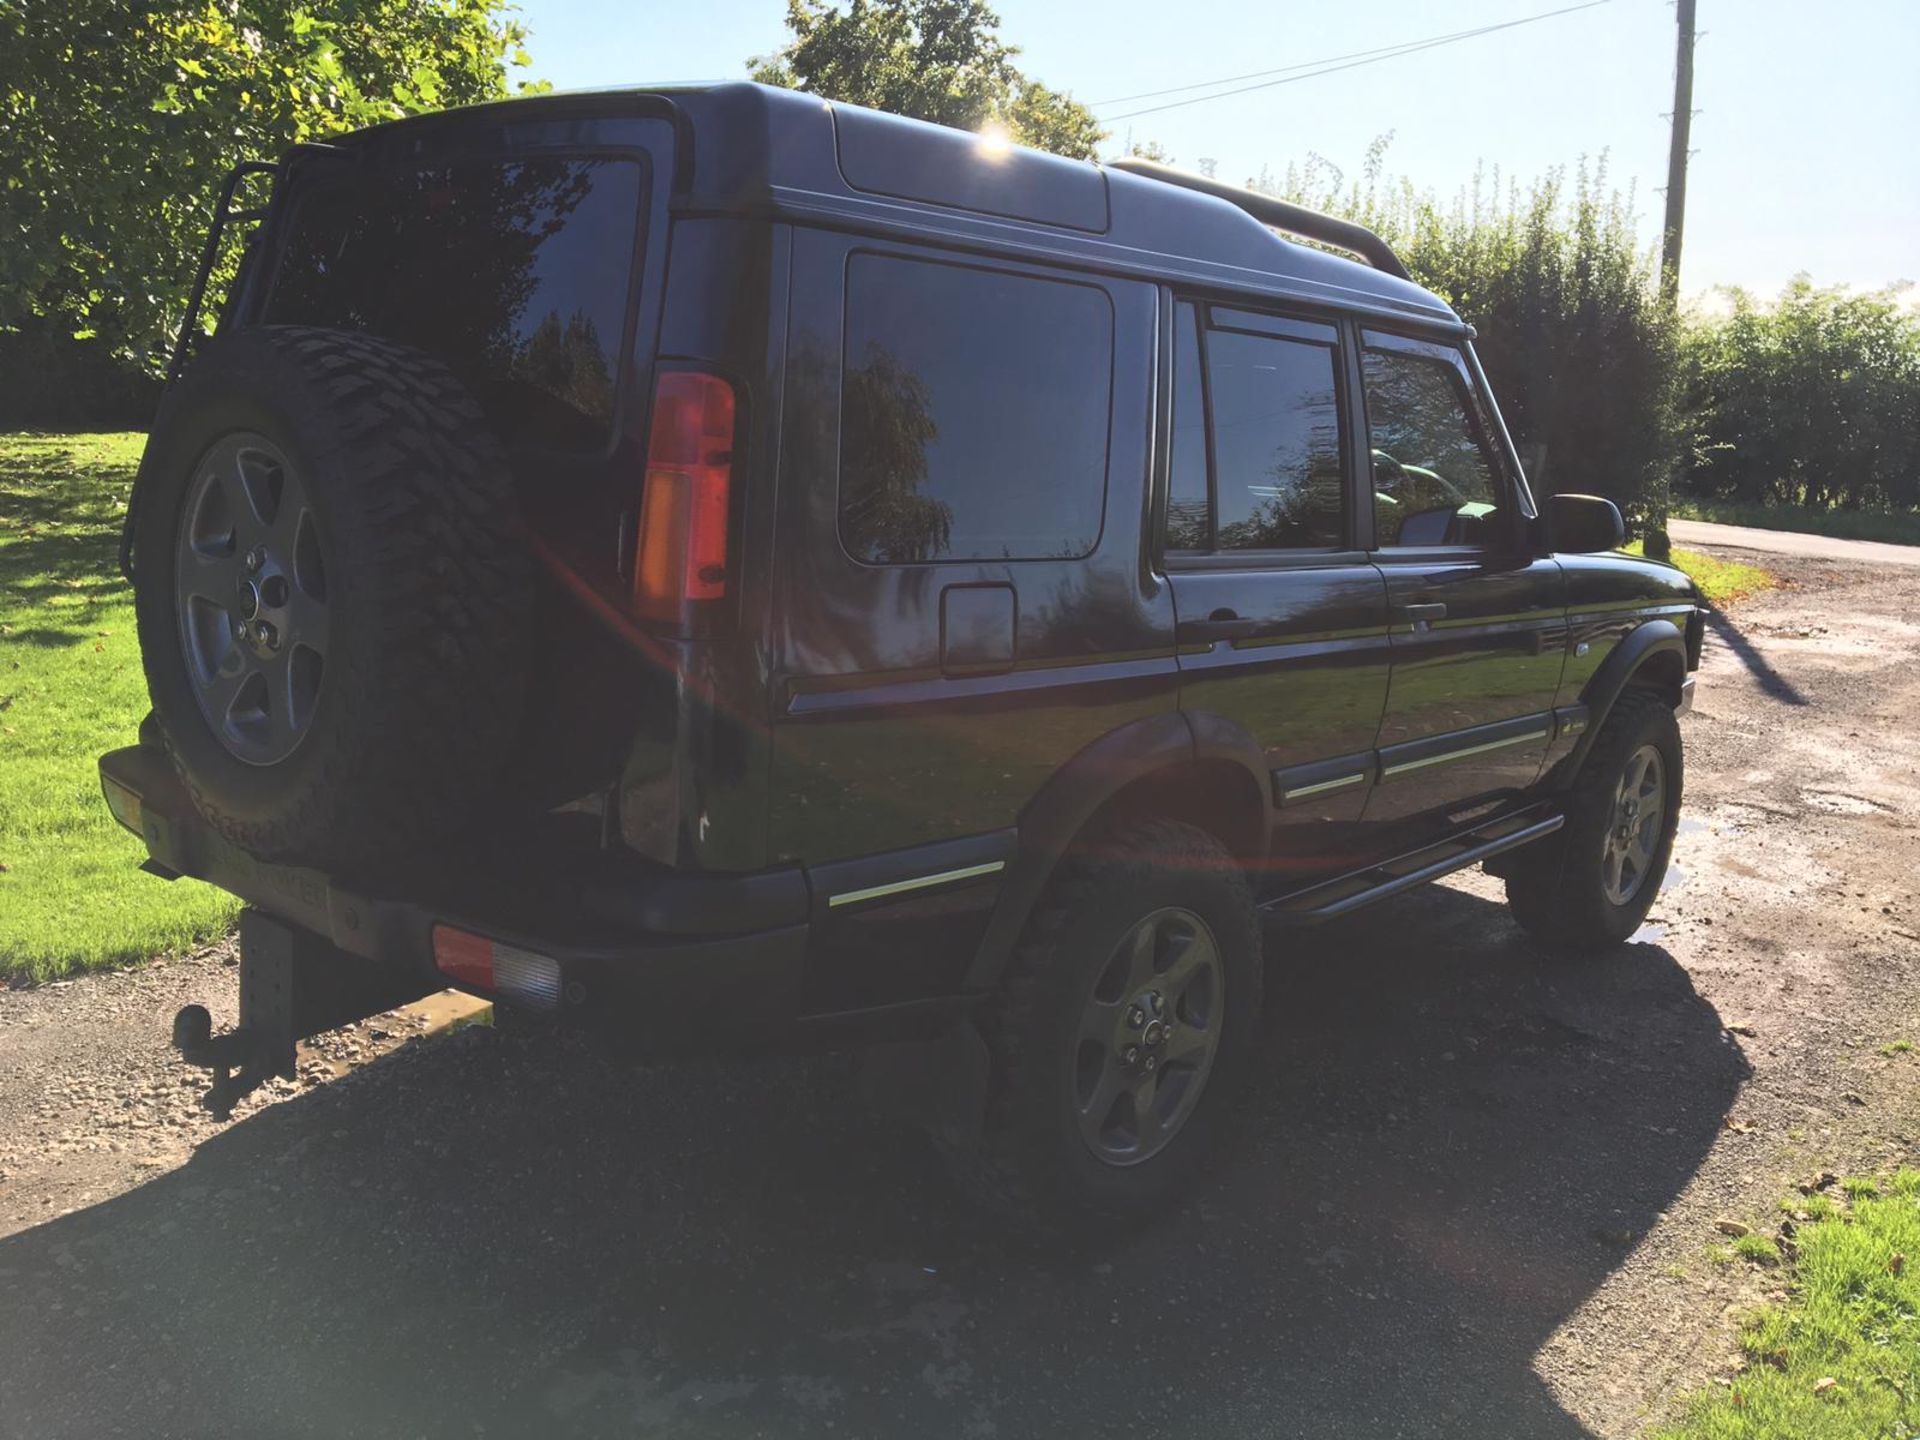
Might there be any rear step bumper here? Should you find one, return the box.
[98,744,809,1046]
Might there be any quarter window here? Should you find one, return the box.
[1362,346,1506,547]
[838,255,1113,564]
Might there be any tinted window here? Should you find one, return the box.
[1165,303,1209,551]
[268,156,644,451]
[1363,347,1504,547]
[1208,328,1344,550]
[839,255,1112,564]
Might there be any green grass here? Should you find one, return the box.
[1733,1232,1784,1266]
[1879,1040,1914,1058]
[1658,1170,1920,1440]
[1674,498,1920,548]
[1625,540,1778,608]
[0,433,238,982]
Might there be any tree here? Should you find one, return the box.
[1681,280,1920,513]
[748,0,1102,160]
[1259,142,1681,537]
[0,0,543,371]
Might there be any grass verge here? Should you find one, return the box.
[1657,1171,1920,1439]
[0,432,238,983]
[1674,499,1920,548]
[1626,541,1778,608]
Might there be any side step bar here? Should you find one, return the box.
[1263,812,1565,923]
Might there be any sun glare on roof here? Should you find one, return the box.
[977,120,1012,160]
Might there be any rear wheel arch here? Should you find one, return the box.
[964,711,1270,991]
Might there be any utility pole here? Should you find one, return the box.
[1660,0,1697,306]
[1646,0,1697,559]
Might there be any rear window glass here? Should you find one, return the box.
[267,155,644,451]
[838,254,1112,564]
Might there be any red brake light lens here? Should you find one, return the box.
[432,926,495,989]
[635,370,736,623]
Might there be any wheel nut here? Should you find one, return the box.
[256,620,278,649]
[245,547,264,573]
[1124,1045,1140,1064]
[1126,1006,1144,1028]
[1145,1055,1158,1071]
[1150,993,1164,1014]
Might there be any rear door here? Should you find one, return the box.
[1162,299,1392,860]
[1359,331,1566,828]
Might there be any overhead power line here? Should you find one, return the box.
[1090,21,1514,107]
[1095,1,1612,122]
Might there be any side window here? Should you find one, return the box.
[838,254,1113,564]
[1362,345,1506,548]
[1163,302,1347,556]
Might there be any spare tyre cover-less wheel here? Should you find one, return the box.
[133,326,531,871]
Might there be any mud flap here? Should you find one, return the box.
[172,908,436,1116]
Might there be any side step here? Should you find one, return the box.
[1262,811,1565,923]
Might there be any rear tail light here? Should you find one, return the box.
[431,926,563,1011]
[634,370,736,624]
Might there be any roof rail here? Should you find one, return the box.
[1107,157,1412,283]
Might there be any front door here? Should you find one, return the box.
[1358,331,1566,829]
[1161,299,1393,874]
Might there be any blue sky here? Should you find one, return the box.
[516,0,1917,296]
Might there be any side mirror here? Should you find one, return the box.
[1543,493,1625,554]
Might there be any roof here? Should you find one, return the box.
[340,82,1462,333]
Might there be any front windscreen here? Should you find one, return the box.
[266,154,645,452]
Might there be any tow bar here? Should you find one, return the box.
[172,908,436,1116]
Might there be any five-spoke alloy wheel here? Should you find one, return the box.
[940,818,1263,1237]
[1073,906,1225,1165]
[174,432,329,765]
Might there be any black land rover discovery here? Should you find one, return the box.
[101,83,1702,1233]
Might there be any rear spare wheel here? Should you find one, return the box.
[132,325,531,871]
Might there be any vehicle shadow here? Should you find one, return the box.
[1703,600,1807,706]
[0,882,1746,1440]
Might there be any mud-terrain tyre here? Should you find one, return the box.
[940,820,1263,1239]
[132,325,531,872]
[1505,688,1683,953]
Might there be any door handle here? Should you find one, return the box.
[1178,609,1261,643]
[1398,602,1448,625]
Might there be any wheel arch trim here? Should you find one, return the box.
[962,710,1271,991]
[1561,618,1687,782]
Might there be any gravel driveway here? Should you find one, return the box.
[3,547,1917,1439]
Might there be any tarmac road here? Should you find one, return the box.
[1669,516,1920,567]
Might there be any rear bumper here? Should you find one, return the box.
[98,744,809,1046]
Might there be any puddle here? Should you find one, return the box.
[1631,924,1667,944]
[1661,862,1687,894]
[1677,816,1709,838]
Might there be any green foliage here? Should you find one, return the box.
[1680,279,1920,515]
[748,0,1102,159]
[1259,141,1679,536]
[1658,1171,1920,1440]
[0,0,544,372]
[1732,1232,1782,1266]
[0,433,239,981]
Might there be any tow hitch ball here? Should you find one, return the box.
[171,1004,273,1118]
